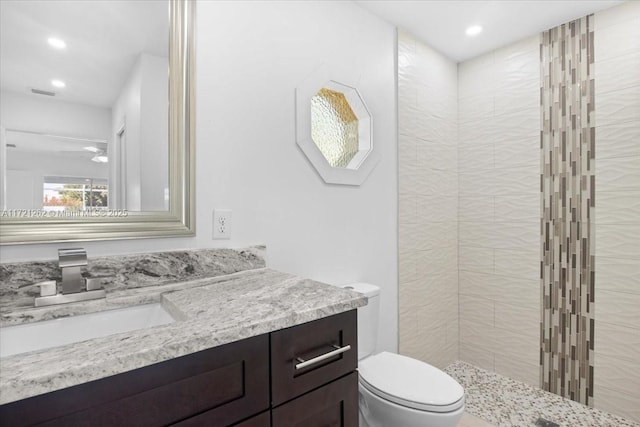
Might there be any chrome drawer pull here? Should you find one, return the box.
[295,344,351,370]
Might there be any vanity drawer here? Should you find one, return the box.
[272,372,358,427]
[0,335,269,427]
[271,309,357,406]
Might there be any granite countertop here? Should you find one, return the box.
[0,268,367,405]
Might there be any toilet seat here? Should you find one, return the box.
[358,352,465,413]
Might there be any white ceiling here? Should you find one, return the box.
[0,0,168,108]
[5,130,107,154]
[355,0,625,62]
[0,0,626,108]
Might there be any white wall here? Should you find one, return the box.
[593,2,640,421]
[0,1,398,353]
[0,91,111,138]
[397,29,459,369]
[0,126,6,209]
[457,35,540,386]
[111,57,142,211]
[5,170,39,209]
[111,53,169,212]
[0,91,112,210]
[139,54,169,211]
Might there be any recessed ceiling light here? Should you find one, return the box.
[51,79,66,88]
[466,25,483,37]
[47,37,66,49]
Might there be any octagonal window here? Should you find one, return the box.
[309,83,371,170]
[311,88,359,168]
[296,75,376,185]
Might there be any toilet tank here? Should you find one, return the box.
[340,283,380,360]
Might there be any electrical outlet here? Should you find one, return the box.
[213,209,232,239]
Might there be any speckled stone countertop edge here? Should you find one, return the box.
[0,268,367,405]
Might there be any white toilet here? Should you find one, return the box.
[340,283,465,427]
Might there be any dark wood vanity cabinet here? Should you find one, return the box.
[0,310,358,427]
[270,310,358,427]
[0,334,270,427]
[272,373,358,427]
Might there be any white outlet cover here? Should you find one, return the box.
[213,209,232,240]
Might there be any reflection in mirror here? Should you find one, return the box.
[4,130,110,211]
[0,0,195,244]
[0,0,169,212]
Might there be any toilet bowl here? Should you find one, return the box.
[339,283,465,427]
[358,351,465,427]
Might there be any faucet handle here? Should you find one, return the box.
[85,277,110,291]
[58,248,87,294]
[37,280,57,297]
[58,248,87,268]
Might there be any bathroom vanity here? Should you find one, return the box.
[0,266,365,426]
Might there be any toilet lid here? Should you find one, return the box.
[358,352,465,413]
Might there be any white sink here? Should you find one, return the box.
[0,303,175,358]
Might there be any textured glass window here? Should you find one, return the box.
[310,88,359,168]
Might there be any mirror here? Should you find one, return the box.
[0,0,195,244]
[296,68,378,186]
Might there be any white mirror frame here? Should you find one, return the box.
[0,0,195,245]
[296,67,379,186]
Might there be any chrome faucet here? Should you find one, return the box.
[59,248,87,294]
[34,248,107,307]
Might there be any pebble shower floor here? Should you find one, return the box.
[444,361,639,427]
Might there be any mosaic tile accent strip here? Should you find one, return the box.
[445,361,639,427]
[540,15,596,405]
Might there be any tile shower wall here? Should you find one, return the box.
[399,3,638,422]
[457,36,541,386]
[397,29,459,369]
[593,2,640,422]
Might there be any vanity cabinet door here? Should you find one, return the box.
[271,310,357,406]
[0,335,269,427]
[271,372,358,427]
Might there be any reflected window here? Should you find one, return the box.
[43,177,108,211]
